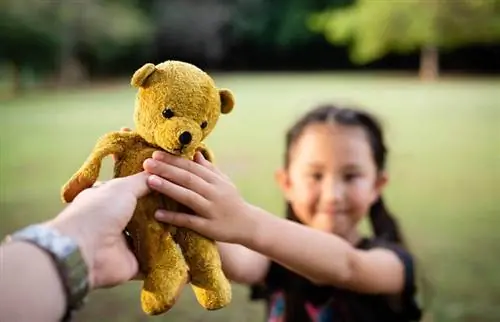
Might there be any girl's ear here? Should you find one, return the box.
[373,171,389,201]
[275,168,292,200]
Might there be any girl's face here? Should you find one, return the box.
[276,122,387,241]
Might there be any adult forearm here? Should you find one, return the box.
[245,206,355,286]
[0,241,66,322]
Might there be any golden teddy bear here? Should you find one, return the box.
[61,60,234,315]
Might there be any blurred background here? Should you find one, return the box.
[0,0,499,321]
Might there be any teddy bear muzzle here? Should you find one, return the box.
[153,119,201,156]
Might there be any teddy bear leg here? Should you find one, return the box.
[125,193,190,315]
[175,228,232,310]
[139,230,189,315]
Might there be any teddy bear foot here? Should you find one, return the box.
[141,291,175,316]
[191,280,232,310]
[140,268,188,315]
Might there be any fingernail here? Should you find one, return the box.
[152,150,166,160]
[155,210,169,220]
[148,175,162,186]
[195,151,205,162]
[144,158,156,168]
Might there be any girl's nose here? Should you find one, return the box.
[323,182,344,203]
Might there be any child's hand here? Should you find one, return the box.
[143,151,255,245]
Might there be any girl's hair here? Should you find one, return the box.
[284,103,404,245]
[251,104,430,319]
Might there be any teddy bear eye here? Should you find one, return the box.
[201,121,208,129]
[162,108,174,119]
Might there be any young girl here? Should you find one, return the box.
[142,104,423,322]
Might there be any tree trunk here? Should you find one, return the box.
[9,62,23,96]
[57,0,86,87]
[419,45,439,81]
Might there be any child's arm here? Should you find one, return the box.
[244,206,407,295]
[217,242,270,284]
[145,151,409,295]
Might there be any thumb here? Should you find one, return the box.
[112,172,151,198]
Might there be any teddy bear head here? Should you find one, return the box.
[130,60,235,157]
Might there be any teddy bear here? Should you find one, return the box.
[60,60,234,315]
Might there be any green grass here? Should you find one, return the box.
[1,73,499,322]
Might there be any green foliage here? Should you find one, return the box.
[0,0,152,74]
[308,0,500,64]
[228,0,350,49]
[1,0,498,78]
[0,0,61,70]
[74,0,153,62]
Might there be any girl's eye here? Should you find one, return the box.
[162,108,174,119]
[311,173,323,181]
[344,173,360,182]
[201,121,208,129]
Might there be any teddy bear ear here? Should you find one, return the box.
[219,89,235,114]
[131,63,157,88]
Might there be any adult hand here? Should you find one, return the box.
[45,172,151,289]
[142,151,257,245]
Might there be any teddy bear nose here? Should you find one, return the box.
[179,131,192,145]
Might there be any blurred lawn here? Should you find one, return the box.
[1,73,499,322]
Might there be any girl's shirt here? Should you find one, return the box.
[250,237,422,322]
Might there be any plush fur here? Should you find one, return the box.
[61,60,234,315]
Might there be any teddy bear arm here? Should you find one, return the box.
[175,228,231,310]
[61,131,134,202]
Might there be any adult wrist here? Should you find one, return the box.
[2,240,67,321]
[45,218,95,289]
[4,223,91,321]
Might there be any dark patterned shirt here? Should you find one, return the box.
[251,238,423,322]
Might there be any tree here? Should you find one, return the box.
[308,0,500,80]
[0,0,152,94]
[226,0,350,49]
[0,0,61,93]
